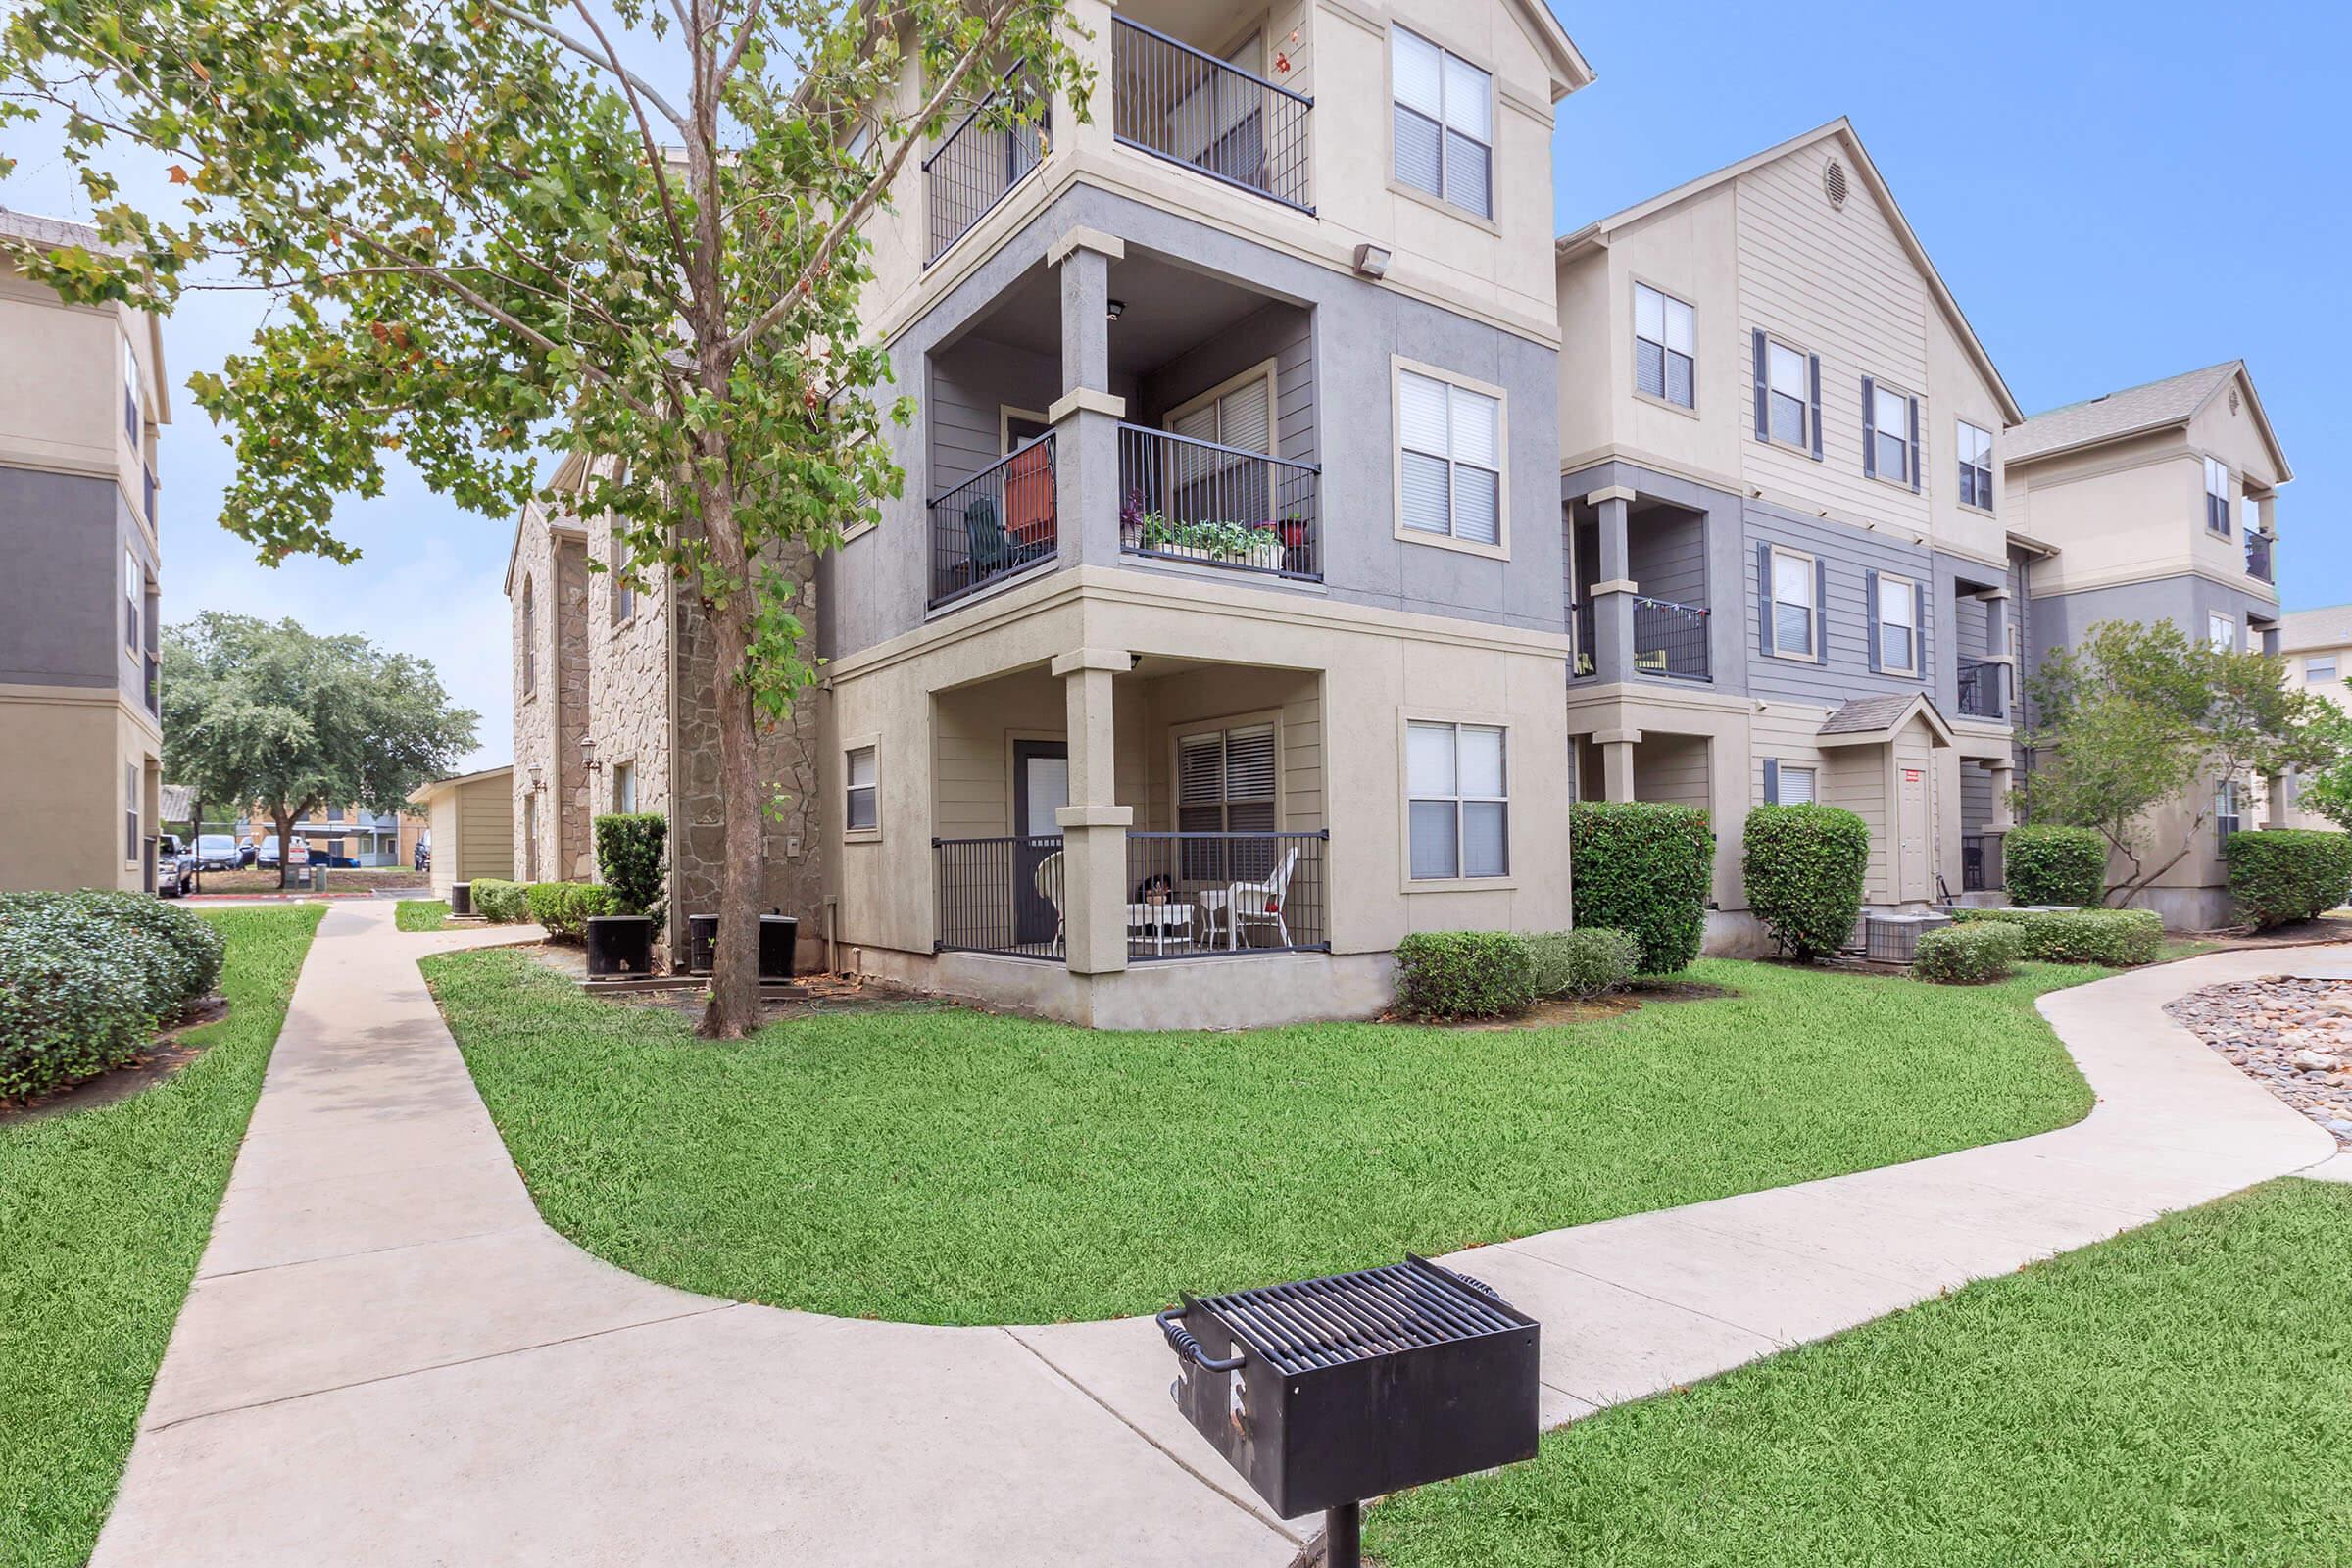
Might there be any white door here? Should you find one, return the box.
[1897,760,1930,902]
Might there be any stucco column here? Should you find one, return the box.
[1987,760,2016,831]
[1587,487,1638,683]
[1598,734,1637,802]
[1050,229,1128,570]
[1052,647,1131,976]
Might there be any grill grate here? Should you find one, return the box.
[1192,1256,1523,1374]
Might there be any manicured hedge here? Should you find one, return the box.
[2224,828,2352,930]
[1568,802,1714,975]
[0,890,227,1102]
[1393,932,1536,1019]
[593,812,667,919]
[1742,805,1870,961]
[471,878,529,923]
[2004,824,2108,907]
[1528,928,1641,1000]
[1951,906,2163,966]
[1912,921,2027,985]
[524,881,618,942]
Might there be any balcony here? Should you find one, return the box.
[1569,496,1712,684]
[1571,601,1594,677]
[143,466,157,530]
[1632,597,1709,681]
[928,436,1055,610]
[923,68,1047,265]
[1957,658,2005,720]
[1110,17,1312,213]
[144,652,160,717]
[1961,832,2003,892]
[1116,423,1318,581]
[2246,529,2276,584]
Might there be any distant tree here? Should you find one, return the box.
[161,614,477,887]
[2019,619,2337,905]
[2283,708,2352,834]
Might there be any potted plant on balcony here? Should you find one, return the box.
[1141,514,1283,570]
[585,811,666,978]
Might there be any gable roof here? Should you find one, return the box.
[501,451,591,598]
[1553,119,2022,425]
[1510,0,1596,100]
[0,208,172,425]
[408,764,514,805]
[2006,360,2292,480]
[1816,691,1955,748]
[2278,605,2352,655]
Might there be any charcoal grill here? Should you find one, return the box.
[1158,1254,1539,1564]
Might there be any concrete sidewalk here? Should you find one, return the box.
[91,904,2344,1566]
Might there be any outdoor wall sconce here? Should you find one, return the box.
[1352,243,1392,279]
[1106,298,1126,321]
[581,736,602,776]
[527,763,545,793]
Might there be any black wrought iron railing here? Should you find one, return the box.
[935,834,1067,959]
[1570,601,1594,677]
[1633,597,1710,681]
[2246,529,2276,584]
[143,466,157,530]
[144,653,160,717]
[923,69,1048,264]
[1961,831,2003,893]
[1958,657,2005,719]
[929,434,1056,611]
[1111,19,1312,213]
[1124,830,1329,958]
[1117,422,1319,580]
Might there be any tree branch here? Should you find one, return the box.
[486,3,689,129]
[563,0,696,279]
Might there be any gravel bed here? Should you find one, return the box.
[2165,975,2352,1147]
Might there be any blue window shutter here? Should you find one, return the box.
[1861,376,1877,479]
[1763,757,1780,805]
[1865,568,1882,672]
[1814,559,1829,663]
[1807,355,1824,461]
[1908,397,1923,494]
[1751,331,1769,442]
[1756,542,1773,656]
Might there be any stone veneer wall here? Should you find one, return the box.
[583,494,674,884]
[509,503,592,883]
[552,533,591,879]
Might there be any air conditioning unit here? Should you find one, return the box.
[1866,911,1953,963]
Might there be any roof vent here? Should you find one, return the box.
[1824,159,1848,209]
[2230,387,2242,415]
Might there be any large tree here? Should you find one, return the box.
[1,1,1088,1035]
[161,613,478,887]
[2019,618,2338,905]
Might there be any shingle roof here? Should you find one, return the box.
[160,783,196,825]
[2278,606,2352,654]
[1818,694,1923,737]
[2006,363,2240,465]
[0,207,111,253]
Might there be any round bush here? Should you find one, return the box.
[593,812,668,919]
[471,878,529,923]
[64,888,224,1004]
[1528,927,1641,1000]
[0,898,178,1102]
[524,881,619,942]
[2004,824,2107,907]
[2224,828,2352,930]
[1568,802,1714,975]
[1912,921,2027,985]
[1392,931,1536,1019]
[1951,906,2162,966]
[1741,805,1870,961]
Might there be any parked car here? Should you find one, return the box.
[196,833,241,871]
[256,835,280,867]
[154,834,196,897]
[237,836,259,867]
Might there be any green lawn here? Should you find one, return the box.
[0,905,323,1568]
[395,899,450,932]
[1368,1179,2352,1568]
[425,950,2108,1325]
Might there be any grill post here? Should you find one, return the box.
[1324,1501,1361,1568]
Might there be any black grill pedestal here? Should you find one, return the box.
[1159,1254,1539,1558]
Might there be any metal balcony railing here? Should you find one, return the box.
[1125,831,1329,957]
[934,834,1068,958]
[1116,423,1319,581]
[922,68,1047,264]
[2246,529,2276,584]
[1632,597,1710,681]
[1111,19,1312,213]
[1961,831,2003,892]
[1570,601,1594,677]
[928,435,1055,611]
[1958,658,2005,719]
[144,653,160,717]
[143,466,157,530]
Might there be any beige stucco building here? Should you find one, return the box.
[0,210,171,895]
[407,766,516,902]
[2274,605,2350,832]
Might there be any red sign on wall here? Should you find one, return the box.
[1902,768,1924,784]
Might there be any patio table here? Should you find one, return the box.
[1126,901,1196,956]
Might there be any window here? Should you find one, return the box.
[1957,420,1994,510]
[612,760,637,814]
[1398,368,1502,547]
[2209,613,2238,653]
[1392,28,1492,219]
[520,576,536,697]
[122,336,140,444]
[845,746,877,832]
[2204,457,2230,535]
[2215,778,2242,843]
[1635,284,1695,409]
[1771,763,1817,805]
[1766,340,1809,448]
[1407,721,1508,880]
[2307,656,2338,683]
[1865,380,1915,486]
[125,763,139,861]
[1167,364,1276,521]
[612,531,635,624]
[124,547,141,649]
[1178,724,1278,879]
[1769,547,1817,660]
[326,804,344,823]
[1877,573,1919,674]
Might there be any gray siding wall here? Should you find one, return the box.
[1929,550,2006,717]
[0,465,148,692]
[1630,518,1706,609]
[2028,573,2281,673]
[1742,499,1935,710]
[925,339,1071,495]
[1961,761,1994,830]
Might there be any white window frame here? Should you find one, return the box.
[1774,764,1818,806]
[124,761,140,863]
[2307,655,2338,683]
[1764,337,1811,451]
[124,546,142,651]
[612,760,637,815]
[1956,419,1995,512]
[122,334,141,446]
[2209,613,2238,652]
[520,575,537,698]
[1877,572,1921,676]
[844,740,880,839]
[1392,358,1508,559]
[1403,717,1511,886]
[610,524,635,626]
[2204,456,2231,536]
[1174,718,1283,883]
[1162,361,1280,529]
[1768,545,1818,662]
[1389,25,1494,222]
[1633,281,1696,413]
[1868,380,1915,486]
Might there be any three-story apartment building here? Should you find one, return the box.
[0,210,172,895]
[2275,604,2350,832]
[1550,122,2025,951]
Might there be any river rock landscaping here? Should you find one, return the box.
[2164,975,2352,1146]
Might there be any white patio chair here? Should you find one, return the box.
[1201,846,1299,952]
[1033,850,1066,956]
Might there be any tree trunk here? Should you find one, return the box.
[695,481,765,1041]
[274,807,297,890]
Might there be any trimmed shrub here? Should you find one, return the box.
[62,888,224,1005]
[1912,921,2027,985]
[1393,931,1536,1020]
[1951,906,2163,966]
[0,891,220,1102]
[1568,802,1714,975]
[1742,805,1870,961]
[2004,824,2108,907]
[1528,928,1641,1000]
[524,881,619,942]
[471,878,529,923]
[593,812,669,919]
[2225,828,2352,930]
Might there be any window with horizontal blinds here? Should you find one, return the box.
[1169,371,1274,522]
[1770,548,1816,658]
[1879,575,1918,673]
[1635,284,1694,408]
[1777,765,1817,806]
[1871,383,1912,482]
[1392,28,1491,219]
[1398,370,1501,545]
[1178,724,1278,878]
[1766,341,1808,447]
[1406,721,1507,880]
[845,746,878,831]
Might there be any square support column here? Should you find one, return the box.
[1586,487,1638,683]
[1986,760,2016,831]
[1051,232,1127,568]
[1053,647,1131,975]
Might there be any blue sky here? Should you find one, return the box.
[4,0,2344,771]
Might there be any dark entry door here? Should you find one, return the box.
[1011,740,1069,949]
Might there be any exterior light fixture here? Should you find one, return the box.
[1351,243,1392,279]
[527,763,544,793]
[581,735,601,774]
[1106,298,1126,321]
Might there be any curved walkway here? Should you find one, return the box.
[92,902,2345,1566]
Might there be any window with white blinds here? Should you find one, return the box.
[845,745,877,831]
[1406,721,1508,880]
[1177,724,1278,879]
[1398,369,1501,546]
[1776,764,1817,805]
[1635,283,1695,409]
[1169,368,1274,521]
[1392,27,1492,219]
